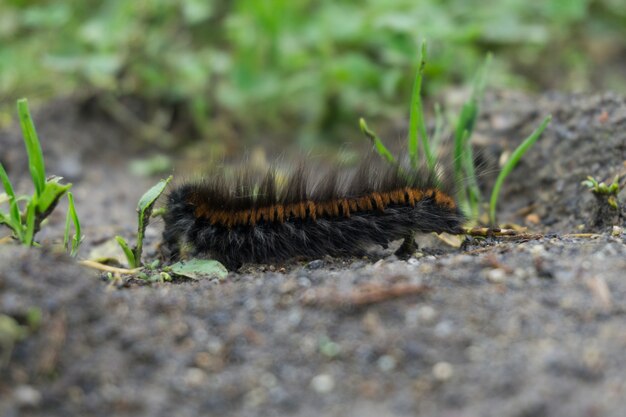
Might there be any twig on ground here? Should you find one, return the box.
[301,282,430,308]
[78,260,142,275]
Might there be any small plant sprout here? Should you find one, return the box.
[0,99,72,245]
[453,53,491,220]
[358,118,397,165]
[63,192,83,257]
[489,115,552,226]
[359,43,551,228]
[408,40,436,171]
[116,176,172,268]
[582,175,621,209]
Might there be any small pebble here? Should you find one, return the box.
[260,372,278,388]
[14,385,42,407]
[486,268,507,283]
[434,320,454,338]
[432,362,454,381]
[310,374,335,393]
[407,258,420,266]
[307,260,324,269]
[377,355,397,372]
[184,367,207,387]
[297,277,311,288]
[417,306,437,324]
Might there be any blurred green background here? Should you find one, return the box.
[1,0,625,146]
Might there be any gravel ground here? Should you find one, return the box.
[1,91,625,416]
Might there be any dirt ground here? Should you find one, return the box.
[1,92,625,417]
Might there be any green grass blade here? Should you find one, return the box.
[453,129,470,215]
[462,135,482,220]
[0,164,24,240]
[115,235,137,268]
[453,103,478,193]
[65,192,82,257]
[472,53,492,103]
[489,115,552,226]
[36,177,71,215]
[63,202,71,249]
[24,200,36,246]
[17,99,46,197]
[406,40,436,170]
[359,118,397,165]
[408,40,428,169]
[430,103,444,153]
[134,175,173,267]
[452,53,492,219]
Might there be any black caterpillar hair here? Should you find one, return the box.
[161,159,466,270]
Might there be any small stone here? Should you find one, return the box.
[307,260,324,269]
[14,385,42,407]
[244,387,267,408]
[297,277,311,288]
[612,225,623,236]
[486,268,507,283]
[434,320,454,338]
[432,362,454,381]
[530,244,546,255]
[377,355,397,372]
[260,372,278,388]
[310,374,335,393]
[417,306,437,324]
[319,338,341,358]
[184,367,206,387]
[407,258,420,266]
[525,213,540,224]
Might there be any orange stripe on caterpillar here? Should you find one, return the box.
[191,187,457,228]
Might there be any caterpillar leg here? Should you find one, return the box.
[394,231,418,259]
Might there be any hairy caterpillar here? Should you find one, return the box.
[162,158,465,270]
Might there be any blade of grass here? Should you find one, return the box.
[359,118,397,165]
[453,130,471,215]
[24,200,36,246]
[65,192,82,257]
[489,115,552,226]
[408,40,433,169]
[17,99,46,197]
[63,201,71,250]
[0,164,23,240]
[115,235,137,268]
[134,175,173,267]
[430,103,444,153]
[462,134,482,220]
[453,54,492,219]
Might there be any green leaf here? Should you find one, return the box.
[407,40,434,170]
[489,115,552,226]
[0,164,23,240]
[359,118,397,165]
[169,259,228,281]
[115,235,136,268]
[64,191,82,257]
[36,177,71,215]
[137,175,173,214]
[24,200,36,246]
[134,175,173,267]
[17,99,46,197]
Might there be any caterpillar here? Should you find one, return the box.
[161,158,466,270]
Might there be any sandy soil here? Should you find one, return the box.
[1,91,625,417]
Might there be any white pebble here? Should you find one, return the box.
[486,268,506,283]
[14,385,42,407]
[377,355,397,372]
[432,362,454,381]
[310,374,335,393]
